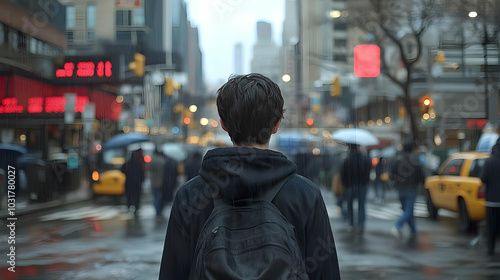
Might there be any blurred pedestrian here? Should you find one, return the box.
[339,143,372,233]
[150,147,167,217]
[184,149,202,181]
[389,139,425,238]
[121,148,145,216]
[374,157,388,203]
[480,137,500,256]
[162,155,179,205]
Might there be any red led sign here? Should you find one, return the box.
[354,44,380,78]
[0,98,24,113]
[1,97,89,114]
[56,61,113,78]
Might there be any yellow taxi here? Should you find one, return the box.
[425,152,489,233]
[91,141,154,201]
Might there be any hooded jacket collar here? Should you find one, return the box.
[198,147,296,203]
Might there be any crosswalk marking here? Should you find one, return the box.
[325,201,458,221]
[39,204,173,222]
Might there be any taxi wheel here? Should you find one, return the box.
[459,198,477,234]
[426,190,438,220]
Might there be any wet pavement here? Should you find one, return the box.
[0,187,499,279]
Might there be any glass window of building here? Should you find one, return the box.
[116,8,145,26]
[66,6,75,29]
[132,8,145,26]
[87,5,96,28]
[0,24,4,46]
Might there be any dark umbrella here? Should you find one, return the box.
[102,133,150,150]
[0,144,27,156]
[0,144,27,170]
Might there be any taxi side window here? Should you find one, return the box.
[468,158,486,178]
[441,159,463,176]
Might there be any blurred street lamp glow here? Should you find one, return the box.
[367,120,374,126]
[329,10,342,18]
[385,116,391,123]
[211,120,218,127]
[189,105,197,113]
[20,134,26,142]
[200,118,209,126]
[282,74,291,82]
[123,126,131,133]
[322,130,331,138]
[468,11,478,18]
[159,127,167,134]
[116,96,124,103]
[312,148,321,155]
[434,134,442,146]
[423,113,430,120]
[359,121,365,127]
[376,119,383,126]
[310,128,318,135]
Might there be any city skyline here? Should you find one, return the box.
[185,0,285,87]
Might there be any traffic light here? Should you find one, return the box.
[182,108,193,125]
[420,95,434,120]
[330,77,342,97]
[165,78,181,95]
[354,44,380,77]
[129,53,145,77]
[435,51,445,63]
[306,118,314,126]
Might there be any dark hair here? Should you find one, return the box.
[216,73,285,145]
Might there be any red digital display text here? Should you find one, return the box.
[56,61,113,78]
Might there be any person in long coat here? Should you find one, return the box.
[121,148,145,215]
[480,137,500,256]
[162,155,179,205]
[150,148,167,217]
[339,143,372,233]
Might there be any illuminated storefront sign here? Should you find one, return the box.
[54,56,119,82]
[0,96,90,114]
[56,61,113,78]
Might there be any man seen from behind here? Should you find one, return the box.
[159,73,341,279]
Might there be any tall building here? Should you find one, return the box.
[234,42,243,75]
[250,21,280,84]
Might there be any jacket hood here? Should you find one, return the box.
[198,147,296,203]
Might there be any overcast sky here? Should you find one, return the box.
[184,0,285,87]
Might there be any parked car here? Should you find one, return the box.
[424,151,489,233]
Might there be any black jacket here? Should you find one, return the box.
[339,150,371,188]
[159,147,341,280]
[390,151,425,190]
[481,138,500,203]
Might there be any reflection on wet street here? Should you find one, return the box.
[1,190,500,280]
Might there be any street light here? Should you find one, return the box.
[468,11,478,18]
[329,10,342,18]
[282,74,291,82]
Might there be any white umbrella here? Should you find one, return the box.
[161,142,187,161]
[331,128,379,146]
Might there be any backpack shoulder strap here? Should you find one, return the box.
[262,174,294,203]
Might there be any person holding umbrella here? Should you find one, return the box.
[339,143,372,233]
[333,128,377,233]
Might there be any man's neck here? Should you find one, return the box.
[232,143,269,150]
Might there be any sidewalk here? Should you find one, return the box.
[0,184,91,219]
